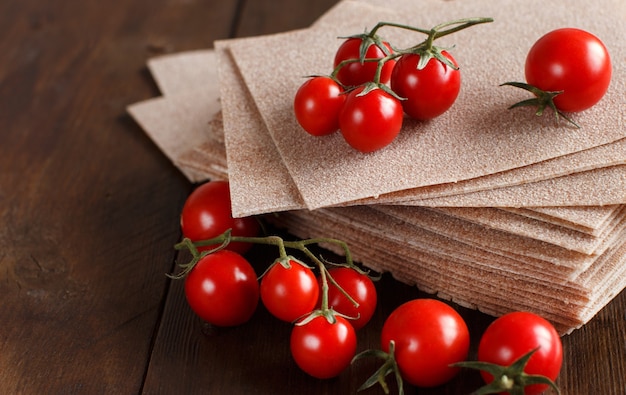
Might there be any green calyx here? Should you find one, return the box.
[353,340,404,395]
[501,81,580,128]
[452,348,561,395]
[393,17,494,70]
[412,44,457,70]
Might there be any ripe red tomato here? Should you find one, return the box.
[390,51,461,120]
[290,314,357,379]
[380,299,470,388]
[184,250,259,327]
[318,267,377,330]
[525,28,611,112]
[333,37,396,86]
[477,311,563,395]
[260,260,319,322]
[180,180,259,254]
[293,76,346,136]
[339,86,403,153]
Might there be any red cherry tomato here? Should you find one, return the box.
[381,299,470,388]
[477,311,563,395]
[290,314,357,379]
[260,260,319,322]
[318,267,377,330]
[333,37,396,86]
[184,250,259,327]
[180,181,259,254]
[293,76,346,136]
[339,86,403,153]
[525,28,611,112]
[390,51,461,120]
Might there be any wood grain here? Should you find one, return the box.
[1,0,624,394]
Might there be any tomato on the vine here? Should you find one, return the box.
[290,314,357,379]
[339,86,403,153]
[293,76,345,136]
[260,260,319,322]
[525,28,611,112]
[390,51,461,120]
[381,299,470,388]
[184,250,259,327]
[180,180,259,254]
[333,37,396,86]
[476,311,563,395]
[318,267,377,330]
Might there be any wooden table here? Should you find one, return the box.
[2,0,625,393]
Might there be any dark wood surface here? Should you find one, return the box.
[2,0,625,394]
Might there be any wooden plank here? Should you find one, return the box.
[0,0,237,393]
[234,0,340,36]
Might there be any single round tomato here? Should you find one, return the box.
[333,37,396,86]
[260,260,319,322]
[477,311,563,395]
[318,267,377,330]
[525,28,611,112]
[184,250,259,327]
[380,299,470,388]
[180,180,259,254]
[390,51,461,120]
[339,87,403,153]
[290,314,357,379]
[293,76,346,136]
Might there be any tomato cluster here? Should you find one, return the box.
[294,18,493,153]
[172,181,563,392]
[173,181,378,379]
[296,21,612,151]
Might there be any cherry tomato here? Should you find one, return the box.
[184,250,259,327]
[290,314,357,379]
[260,260,319,322]
[390,51,460,120]
[318,267,377,330]
[381,299,470,388]
[293,76,345,136]
[333,37,396,86]
[477,311,563,395]
[339,86,403,153]
[525,28,611,112]
[180,180,259,254]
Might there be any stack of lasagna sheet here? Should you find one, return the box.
[128,0,626,333]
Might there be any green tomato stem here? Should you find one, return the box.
[331,17,493,88]
[369,17,493,52]
[172,229,362,318]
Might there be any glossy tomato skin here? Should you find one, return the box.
[477,311,563,395]
[339,87,403,153]
[290,315,357,379]
[390,51,461,120]
[260,260,319,322]
[318,267,377,330]
[525,28,611,112]
[381,299,470,388]
[293,76,345,136]
[180,181,259,254]
[184,250,259,327]
[333,38,396,86]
